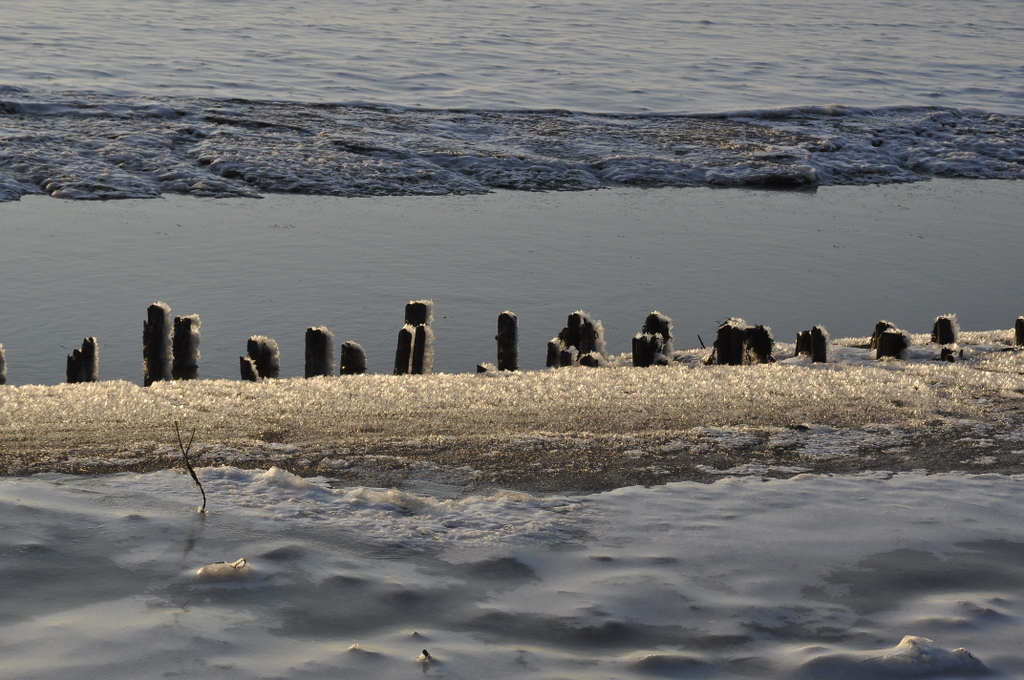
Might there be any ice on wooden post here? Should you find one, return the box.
[931,314,959,346]
[305,326,335,378]
[496,311,519,371]
[66,337,99,383]
[241,336,280,380]
[143,302,173,387]
[172,315,201,380]
[1016,317,1024,346]
[340,341,367,375]
[0,343,6,385]
[549,310,607,367]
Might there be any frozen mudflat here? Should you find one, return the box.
[3,330,1024,490]
[2,468,1023,679]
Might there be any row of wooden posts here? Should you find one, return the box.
[1,305,1023,387]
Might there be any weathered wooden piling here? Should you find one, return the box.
[340,341,367,375]
[172,315,201,380]
[1014,317,1023,346]
[810,325,829,363]
[795,331,812,357]
[395,326,415,375]
[305,326,336,378]
[931,314,959,345]
[240,356,259,382]
[633,311,673,367]
[642,312,674,354]
[143,302,173,387]
[631,333,663,368]
[869,321,897,351]
[243,336,280,379]
[496,311,519,371]
[66,337,99,383]
[713,318,774,365]
[876,328,910,359]
[0,343,6,385]
[549,310,606,367]
[395,300,434,375]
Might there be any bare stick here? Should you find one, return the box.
[175,421,206,513]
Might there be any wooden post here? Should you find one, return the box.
[395,326,414,375]
[810,325,828,363]
[632,333,656,367]
[394,300,434,375]
[411,325,434,374]
[714,318,773,365]
[870,321,897,351]
[931,314,958,345]
[246,336,280,379]
[795,331,812,356]
[143,302,172,386]
[1016,317,1024,346]
[305,326,335,378]
[0,343,6,385]
[340,341,367,375]
[642,312,674,356]
[172,315,200,380]
[66,337,99,383]
[552,310,606,367]
[496,311,519,371]
[240,356,259,382]
[546,338,561,368]
[877,328,910,359]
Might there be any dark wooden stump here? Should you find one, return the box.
[340,341,367,375]
[67,337,99,383]
[546,338,561,368]
[939,347,957,362]
[579,352,601,367]
[1015,317,1024,346]
[642,311,673,358]
[876,329,909,359]
[746,325,774,364]
[405,300,433,327]
[632,333,656,368]
[172,315,200,380]
[0,344,6,385]
[795,330,812,356]
[811,325,828,363]
[411,325,434,374]
[395,326,414,375]
[870,321,897,351]
[560,346,577,367]
[305,326,335,378]
[143,302,172,386]
[931,315,958,345]
[240,356,259,382]
[246,336,281,379]
[496,311,519,371]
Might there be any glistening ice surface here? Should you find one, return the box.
[1,469,1022,679]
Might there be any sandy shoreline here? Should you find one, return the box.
[4,334,1024,492]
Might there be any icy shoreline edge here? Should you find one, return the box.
[4,333,1024,491]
